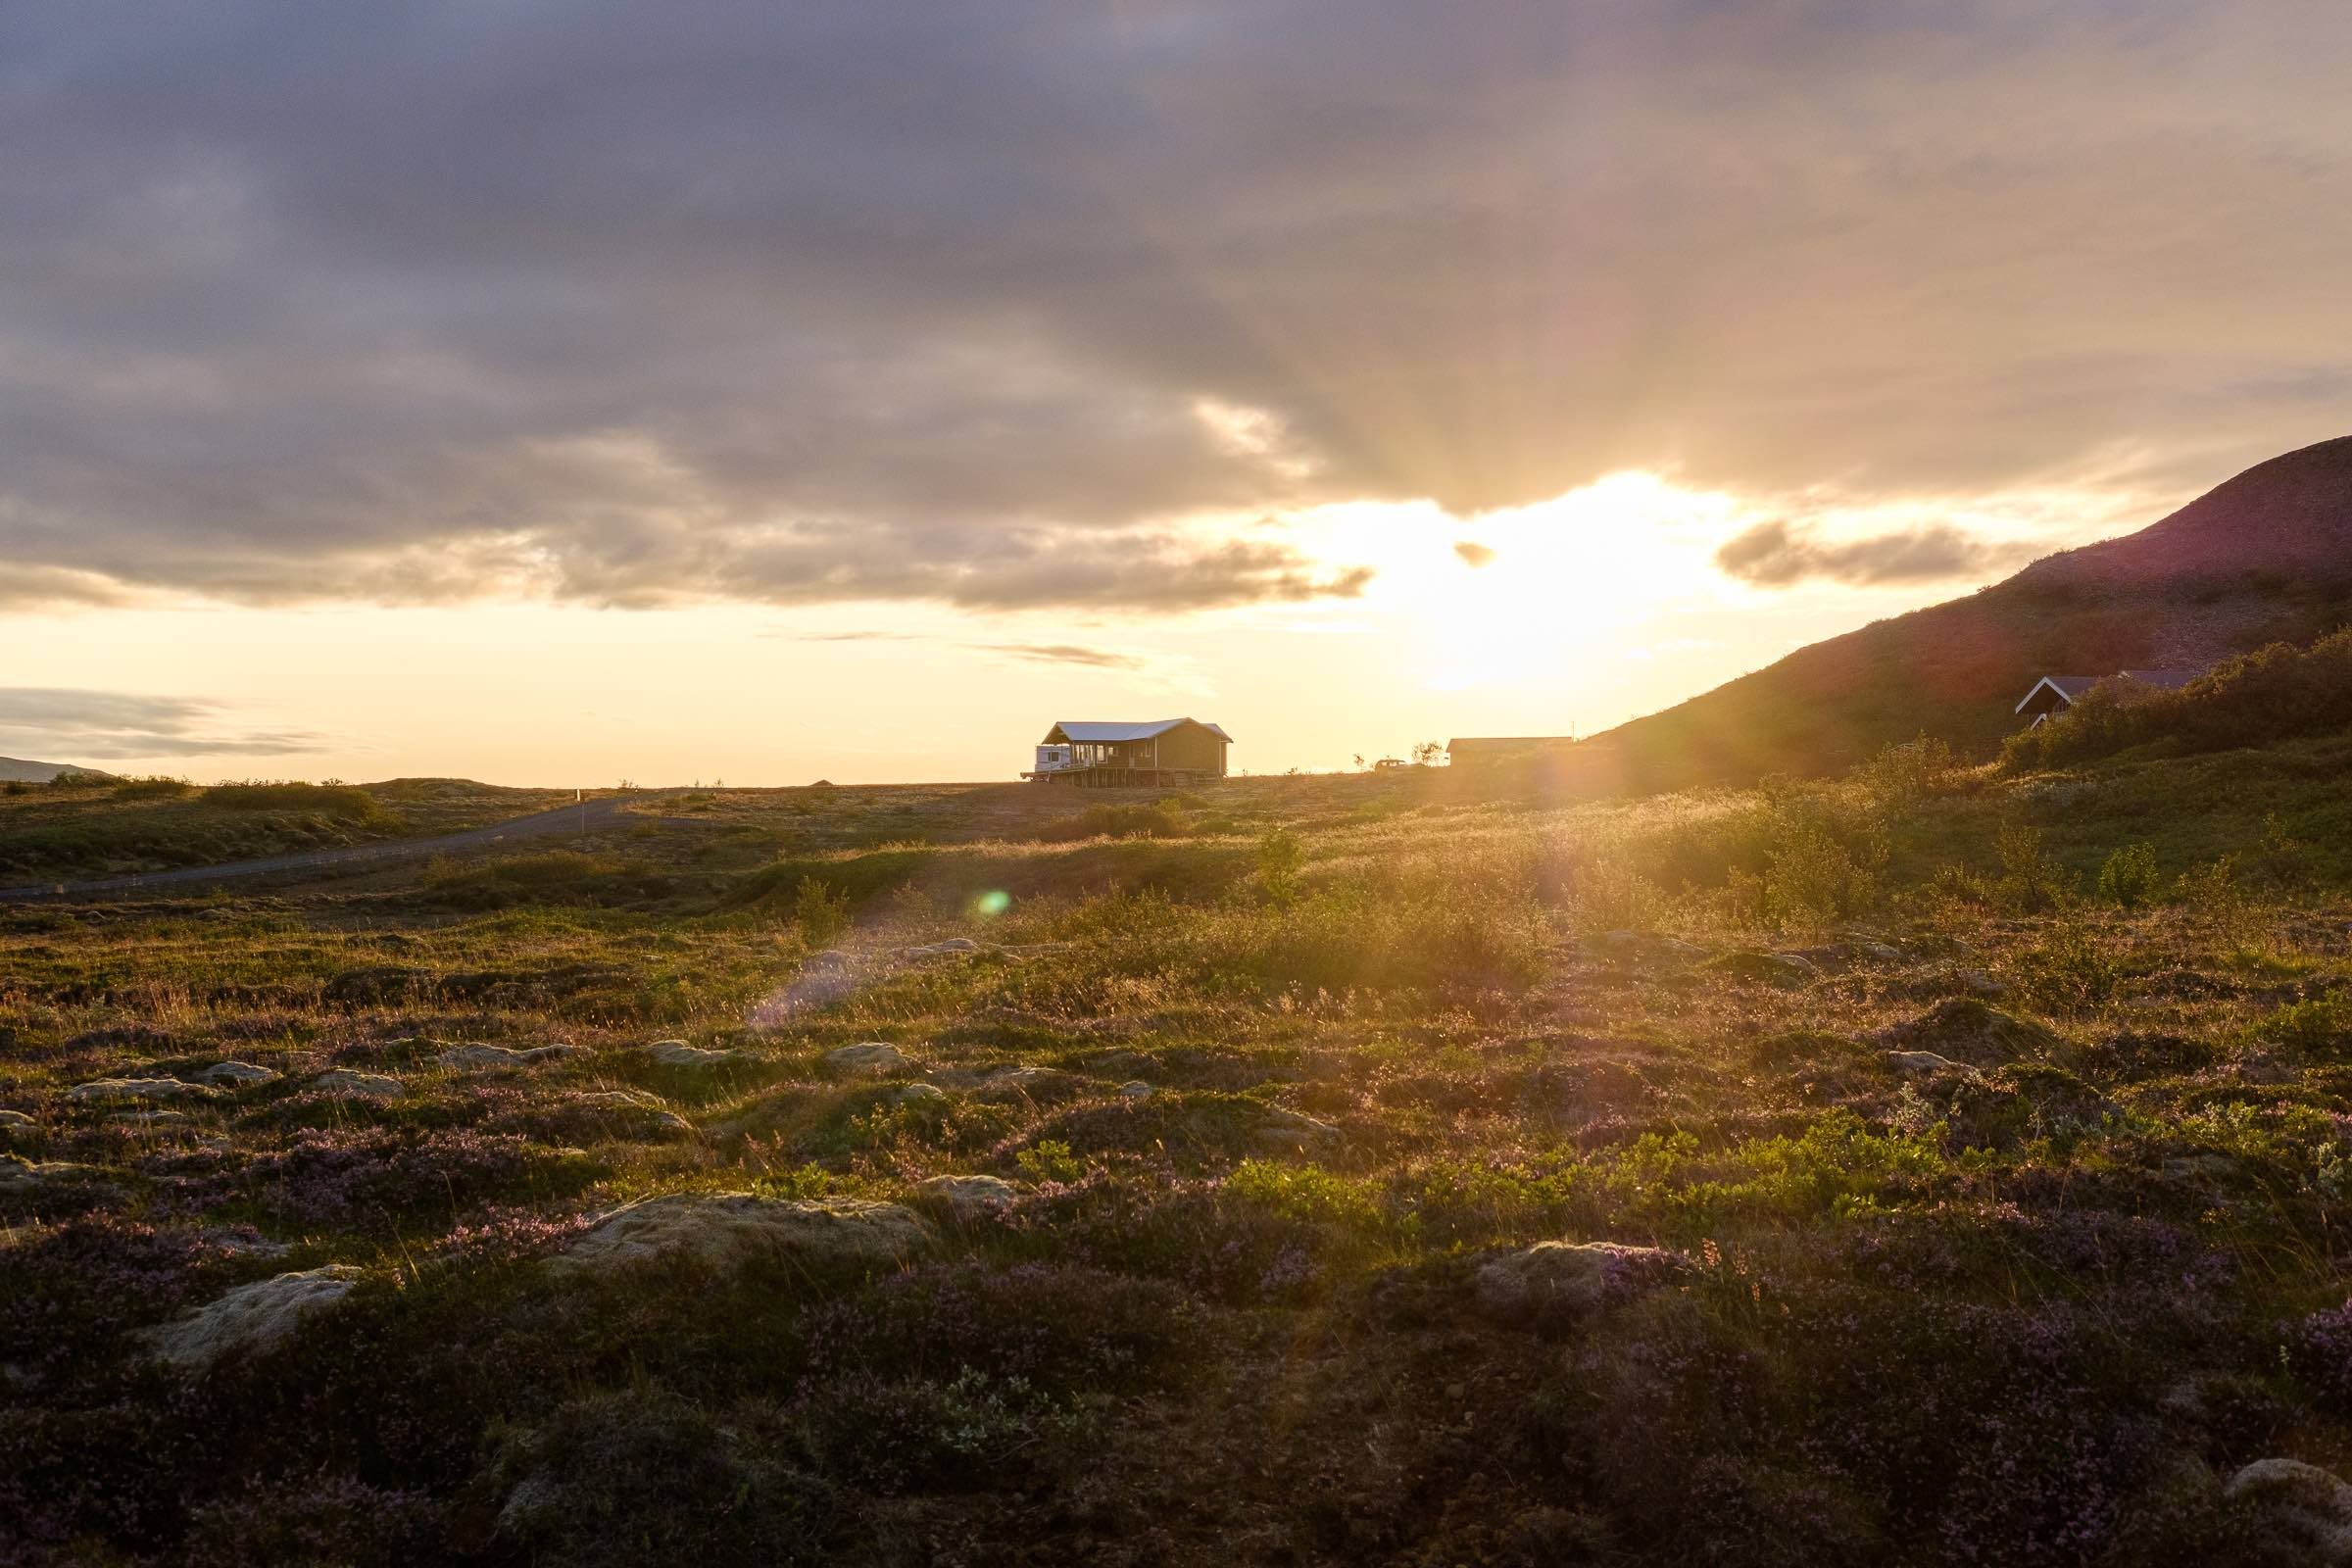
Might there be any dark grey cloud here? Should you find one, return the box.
[3,2,2350,611]
[0,689,329,759]
[789,631,1146,670]
[1714,518,2034,587]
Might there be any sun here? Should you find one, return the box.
[1278,471,1747,691]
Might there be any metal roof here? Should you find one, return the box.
[1046,718,1232,744]
[2018,666,2209,713]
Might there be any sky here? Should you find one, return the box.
[3,1,2349,783]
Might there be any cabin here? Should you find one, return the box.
[2014,668,2205,727]
[1027,718,1231,786]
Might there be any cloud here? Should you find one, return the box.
[976,643,1147,671]
[1452,541,1497,567]
[2,3,2349,612]
[1713,518,2036,588]
[0,689,330,760]
[789,630,1148,670]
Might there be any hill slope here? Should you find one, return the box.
[0,756,109,784]
[1581,435,2352,791]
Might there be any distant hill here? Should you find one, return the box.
[0,757,110,784]
[1574,435,2352,792]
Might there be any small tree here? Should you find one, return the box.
[1257,827,1305,907]
[2096,843,2160,909]
[792,876,852,945]
[1410,741,1445,766]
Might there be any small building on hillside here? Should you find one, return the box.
[2014,668,2206,727]
[1028,718,1231,786]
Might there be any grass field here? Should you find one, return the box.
[8,745,2352,1564]
[0,777,573,885]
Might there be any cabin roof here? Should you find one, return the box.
[2014,675,2102,713]
[1045,718,1232,744]
[2016,665,2210,715]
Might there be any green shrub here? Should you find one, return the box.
[1256,827,1304,906]
[1037,803,1188,842]
[1994,822,2070,913]
[2095,843,2161,908]
[2018,916,2121,1012]
[792,875,852,945]
[1015,1139,1086,1184]
[1224,1160,1383,1230]
[2256,996,2352,1057]
[204,780,387,821]
[1856,734,1966,812]
[111,776,192,800]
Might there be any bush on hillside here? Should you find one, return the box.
[1855,734,1969,812]
[204,780,387,820]
[2095,843,2161,909]
[111,776,192,800]
[2002,628,2352,770]
[1034,802,1188,842]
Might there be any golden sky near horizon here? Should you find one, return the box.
[3,4,2347,781]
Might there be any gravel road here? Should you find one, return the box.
[0,793,642,903]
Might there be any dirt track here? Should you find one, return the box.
[0,794,642,903]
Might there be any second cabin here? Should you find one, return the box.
[1028,718,1232,787]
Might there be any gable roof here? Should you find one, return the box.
[2014,675,2102,713]
[1045,718,1232,744]
[2017,664,2213,714]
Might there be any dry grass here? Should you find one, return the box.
[7,753,2352,1563]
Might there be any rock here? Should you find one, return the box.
[141,1265,363,1369]
[436,1043,581,1071]
[310,1069,404,1100]
[1873,999,2061,1067]
[110,1109,191,1127]
[66,1076,218,1103]
[1115,1080,1154,1102]
[902,938,985,959]
[201,1228,294,1260]
[1702,951,1820,988]
[1471,1241,1688,1332]
[2226,1458,2352,1563]
[645,1041,738,1067]
[491,1090,694,1141]
[551,1193,930,1275]
[974,1064,1069,1098]
[1592,930,1707,964]
[1884,1050,1969,1078]
[0,1109,35,1132]
[0,1154,100,1193]
[1255,1106,1341,1152]
[823,1041,907,1074]
[196,1060,280,1087]
[894,1083,952,1108]
[568,1091,695,1135]
[918,1173,1021,1219]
